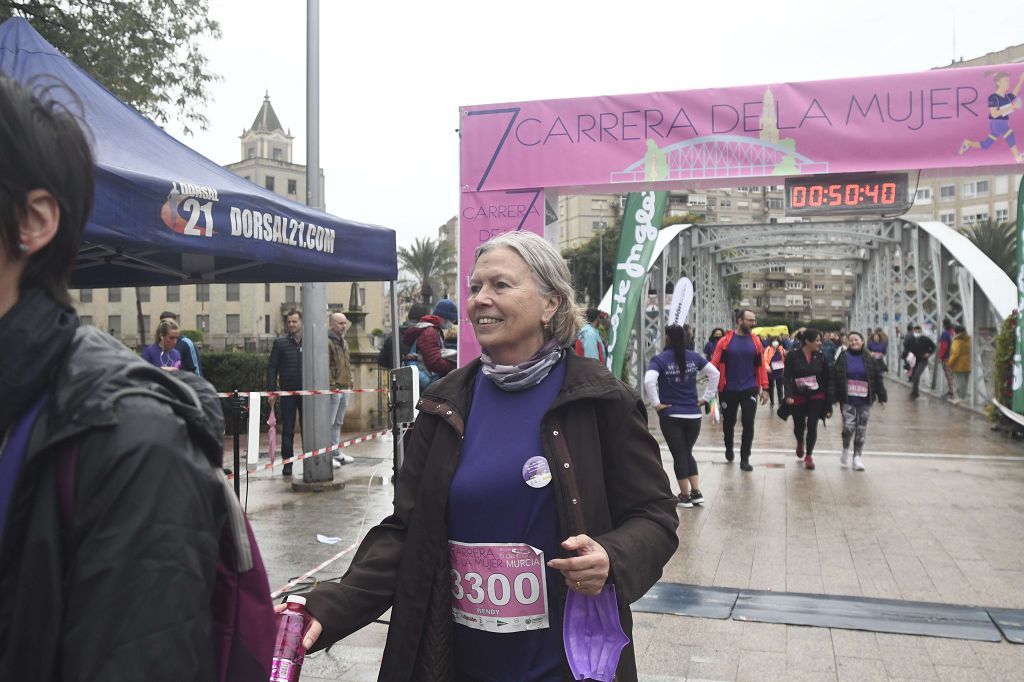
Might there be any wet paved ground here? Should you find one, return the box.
[235,380,1024,681]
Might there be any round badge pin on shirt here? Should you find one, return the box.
[522,455,552,488]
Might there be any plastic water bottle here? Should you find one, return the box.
[270,595,310,682]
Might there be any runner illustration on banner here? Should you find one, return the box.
[959,71,1024,163]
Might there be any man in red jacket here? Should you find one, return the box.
[710,309,769,471]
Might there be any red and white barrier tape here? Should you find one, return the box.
[215,388,386,398]
[225,429,390,480]
[271,539,362,598]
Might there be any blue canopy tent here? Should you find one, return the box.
[0,17,397,286]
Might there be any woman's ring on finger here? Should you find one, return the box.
[575,580,582,591]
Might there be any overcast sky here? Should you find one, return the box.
[167,0,1024,247]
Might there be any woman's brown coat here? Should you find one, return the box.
[304,353,679,681]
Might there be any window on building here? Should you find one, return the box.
[814,283,825,290]
[767,198,783,209]
[196,314,209,331]
[265,283,271,302]
[287,179,297,195]
[719,199,731,208]
[285,285,296,303]
[592,220,607,230]
[740,298,750,306]
[272,147,283,161]
[940,185,956,201]
[108,287,121,302]
[752,282,763,289]
[197,283,210,302]
[265,176,275,192]
[166,285,180,302]
[768,265,785,273]
[753,297,762,307]
[741,282,750,290]
[265,314,271,334]
[226,314,240,334]
[940,211,956,226]
[915,187,932,202]
[832,284,841,291]
[591,199,607,211]
[962,181,989,198]
[769,295,786,305]
[78,288,93,303]
[831,299,843,308]
[996,208,1009,222]
[226,283,240,301]
[137,286,150,303]
[247,146,255,159]
[108,315,121,336]
[80,315,93,326]
[142,316,152,339]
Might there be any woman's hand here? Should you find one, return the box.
[697,399,707,408]
[546,535,610,597]
[274,602,323,650]
[654,403,670,413]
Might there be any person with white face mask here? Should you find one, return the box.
[762,336,786,407]
[904,325,936,399]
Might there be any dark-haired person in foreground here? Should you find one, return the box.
[0,74,231,680]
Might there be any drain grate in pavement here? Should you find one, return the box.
[990,609,1024,644]
[633,583,738,620]
[732,589,1002,642]
[633,582,1024,643]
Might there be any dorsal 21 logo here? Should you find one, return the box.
[161,181,219,237]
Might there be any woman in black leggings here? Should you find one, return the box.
[645,325,721,507]
[783,328,832,470]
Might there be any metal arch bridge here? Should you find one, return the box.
[631,219,1016,412]
[610,135,830,183]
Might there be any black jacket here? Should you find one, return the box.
[830,349,888,405]
[267,333,302,391]
[303,353,678,681]
[905,334,936,360]
[0,290,228,681]
[783,348,830,400]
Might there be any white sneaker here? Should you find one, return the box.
[332,458,342,469]
[840,449,850,466]
[333,453,355,465]
[852,455,865,471]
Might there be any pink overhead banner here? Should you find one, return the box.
[457,189,546,364]
[460,64,1024,193]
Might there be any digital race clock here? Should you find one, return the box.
[784,173,911,217]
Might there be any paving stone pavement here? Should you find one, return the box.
[235,380,1024,681]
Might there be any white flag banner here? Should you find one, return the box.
[667,277,693,327]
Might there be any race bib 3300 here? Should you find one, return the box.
[448,541,550,633]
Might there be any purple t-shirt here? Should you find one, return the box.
[649,349,707,417]
[448,360,567,682]
[845,352,869,406]
[0,395,47,545]
[141,344,181,370]
[723,333,757,392]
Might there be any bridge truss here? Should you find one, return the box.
[633,219,1015,412]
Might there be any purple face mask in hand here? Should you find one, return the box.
[563,585,630,682]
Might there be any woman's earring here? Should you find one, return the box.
[543,321,550,331]
[18,243,29,253]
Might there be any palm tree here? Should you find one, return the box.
[963,218,1016,279]
[396,236,457,306]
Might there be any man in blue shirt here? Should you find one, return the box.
[710,309,769,471]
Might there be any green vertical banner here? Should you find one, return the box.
[1013,175,1024,413]
[606,190,668,379]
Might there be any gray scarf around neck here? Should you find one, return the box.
[480,338,564,392]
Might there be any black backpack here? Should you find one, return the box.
[377,327,413,369]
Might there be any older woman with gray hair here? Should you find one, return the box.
[292,231,678,681]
